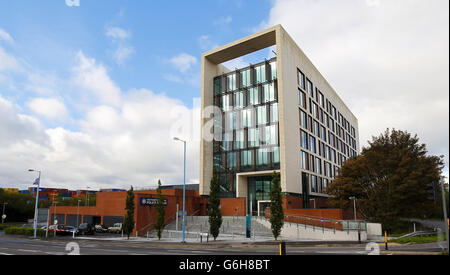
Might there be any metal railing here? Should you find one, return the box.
[282,214,367,233]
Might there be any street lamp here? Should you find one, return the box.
[28,169,41,238]
[77,200,81,228]
[349,196,357,221]
[2,202,8,224]
[174,137,186,243]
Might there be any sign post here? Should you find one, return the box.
[246,214,251,238]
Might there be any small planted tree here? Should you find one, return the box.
[155,180,166,240]
[208,166,222,241]
[270,172,284,240]
[123,186,135,240]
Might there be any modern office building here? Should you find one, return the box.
[200,25,359,215]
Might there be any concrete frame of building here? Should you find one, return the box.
[200,25,360,214]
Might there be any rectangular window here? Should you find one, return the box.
[311,175,318,193]
[301,151,309,170]
[310,135,316,153]
[248,128,260,148]
[265,125,278,146]
[316,158,322,175]
[242,109,254,128]
[240,69,251,88]
[214,77,222,95]
[241,150,253,168]
[227,152,237,169]
[299,90,307,109]
[298,70,306,90]
[307,80,314,97]
[269,61,277,81]
[247,87,259,106]
[300,110,308,129]
[254,65,266,84]
[257,105,267,125]
[301,130,309,149]
[234,91,244,109]
[235,130,245,150]
[257,148,269,166]
[262,83,275,103]
[227,73,236,92]
[272,147,280,164]
[270,103,279,123]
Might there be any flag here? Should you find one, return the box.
[33,178,40,185]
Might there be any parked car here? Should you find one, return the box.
[48,224,71,236]
[65,226,79,235]
[108,223,122,234]
[77,223,95,235]
[95,224,108,233]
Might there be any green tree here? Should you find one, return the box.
[269,172,284,240]
[208,166,222,241]
[123,186,135,240]
[327,129,445,232]
[154,180,166,240]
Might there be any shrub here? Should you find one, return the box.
[4,226,48,237]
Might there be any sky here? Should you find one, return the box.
[0,0,448,191]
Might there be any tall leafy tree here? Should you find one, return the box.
[154,180,166,240]
[208,166,222,241]
[269,172,284,240]
[327,129,445,231]
[123,186,135,240]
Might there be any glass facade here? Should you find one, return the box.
[213,58,279,198]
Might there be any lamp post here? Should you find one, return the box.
[2,202,8,224]
[174,137,186,243]
[28,169,41,238]
[349,196,357,221]
[77,200,81,228]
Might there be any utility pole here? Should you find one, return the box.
[441,181,449,251]
[1,202,8,224]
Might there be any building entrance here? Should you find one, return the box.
[247,176,274,216]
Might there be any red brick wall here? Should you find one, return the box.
[282,196,303,210]
[220,198,246,216]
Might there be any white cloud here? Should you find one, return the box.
[263,0,449,177]
[0,46,22,72]
[27,97,69,120]
[112,45,134,65]
[105,27,134,65]
[0,28,14,44]
[214,16,233,26]
[198,35,219,52]
[72,51,122,107]
[168,53,197,73]
[105,27,131,40]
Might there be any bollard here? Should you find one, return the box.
[358,230,361,244]
[279,242,287,255]
[385,231,388,250]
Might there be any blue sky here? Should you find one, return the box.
[0,0,272,115]
[0,0,448,190]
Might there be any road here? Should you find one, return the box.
[0,234,446,255]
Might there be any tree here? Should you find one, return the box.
[327,129,445,231]
[123,186,135,240]
[208,166,222,241]
[269,172,284,240]
[154,180,166,240]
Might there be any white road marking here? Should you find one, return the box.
[18,249,41,253]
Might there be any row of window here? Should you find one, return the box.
[309,174,330,194]
[218,124,279,152]
[219,83,277,111]
[214,60,277,95]
[298,69,356,140]
[216,103,279,132]
[214,147,280,171]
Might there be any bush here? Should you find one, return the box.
[0,224,11,231]
[4,226,49,237]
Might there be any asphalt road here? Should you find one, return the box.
[0,234,446,255]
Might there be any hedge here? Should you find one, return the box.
[4,226,55,237]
